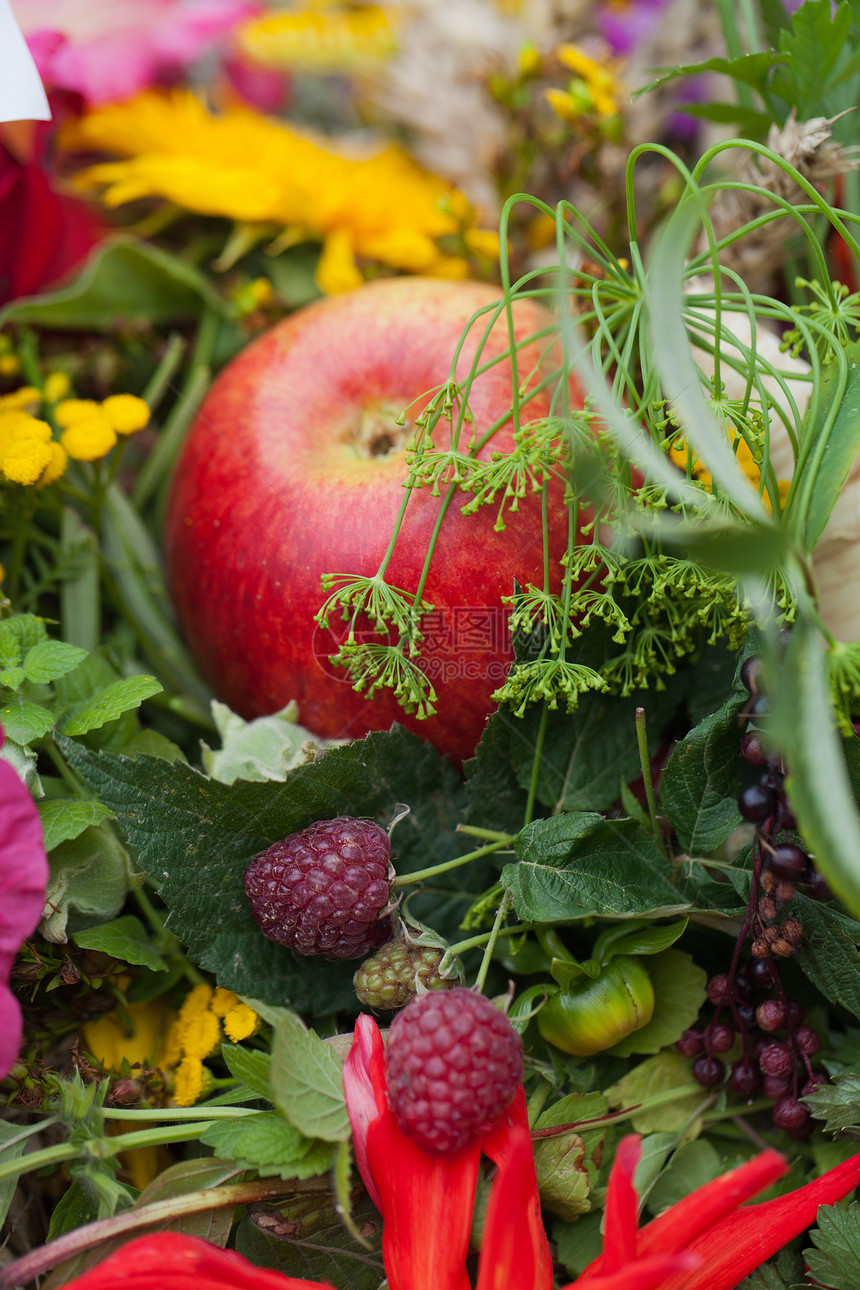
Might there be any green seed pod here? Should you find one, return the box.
[537,955,655,1057]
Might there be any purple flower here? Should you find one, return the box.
[0,724,48,1079]
[598,0,672,57]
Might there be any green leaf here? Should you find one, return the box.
[795,342,860,550]
[221,1044,273,1102]
[0,239,226,331]
[634,50,785,98]
[770,617,860,916]
[464,710,531,834]
[660,698,744,854]
[803,1072,860,1133]
[270,1014,351,1143]
[505,814,690,922]
[22,640,87,685]
[38,799,115,851]
[47,1178,101,1240]
[644,1139,723,1215]
[133,1158,239,1246]
[0,696,54,745]
[200,1112,333,1180]
[597,919,689,960]
[793,895,860,1021]
[772,0,855,120]
[804,1200,860,1289]
[202,701,330,784]
[607,949,708,1057]
[738,1248,806,1289]
[72,915,168,971]
[41,824,135,944]
[607,1051,702,1135]
[59,674,164,736]
[235,1192,384,1290]
[0,1122,33,1229]
[60,727,488,1011]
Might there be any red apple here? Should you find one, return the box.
[163,276,583,766]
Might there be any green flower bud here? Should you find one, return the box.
[537,955,655,1057]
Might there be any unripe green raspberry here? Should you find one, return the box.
[353,936,454,1009]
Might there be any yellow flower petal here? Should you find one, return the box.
[102,394,150,435]
[1,440,53,485]
[237,4,397,72]
[61,414,118,461]
[316,228,363,294]
[0,386,40,412]
[37,441,68,486]
[43,371,72,403]
[55,398,102,427]
[172,1057,207,1107]
[222,1003,258,1043]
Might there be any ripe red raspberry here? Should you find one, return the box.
[244,817,394,959]
[386,988,523,1154]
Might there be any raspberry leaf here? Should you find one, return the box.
[270,1013,351,1142]
[660,696,746,854]
[803,1200,860,1290]
[200,1112,333,1180]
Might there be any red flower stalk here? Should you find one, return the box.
[342,1012,553,1290]
[570,1133,860,1290]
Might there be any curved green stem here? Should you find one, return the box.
[392,838,513,888]
[473,891,512,994]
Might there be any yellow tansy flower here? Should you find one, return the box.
[162,982,259,1105]
[55,398,102,427]
[62,90,483,293]
[669,431,791,513]
[551,43,625,121]
[43,371,72,403]
[237,3,397,72]
[0,413,54,485]
[222,1003,258,1043]
[0,354,20,377]
[173,1056,210,1107]
[0,386,40,412]
[38,441,68,487]
[102,394,150,435]
[60,413,118,462]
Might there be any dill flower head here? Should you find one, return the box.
[63,90,489,292]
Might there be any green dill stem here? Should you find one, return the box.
[392,838,512,888]
[102,1105,257,1122]
[0,1176,329,1290]
[0,1121,218,1188]
[473,891,511,994]
[635,706,669,861]
[524,702,548,827]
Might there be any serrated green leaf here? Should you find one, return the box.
[804,1199,860,1289]
[607,1051,702,1135]
[771,617,860,916]
[608,949,708,1057]
[60,727,487,1012]
[772,0,856,121]
[222,1044,273,1102]
[0,666,26,690]
[59,674,163,736]
[660,698,744,854]
[505,814,690,922]
[22,639,87,685]
[200,1111,332,1180]
[270,1014,350,1143]
[0,696,54,745]
[38,799,114,851]
[793,896,860,1021]
[72,915,168,971]
[804,1072,860,1133]
[2,614,46,653]
[738,1248,806,1289]
[0,238,226,331]
[634,50,785,98]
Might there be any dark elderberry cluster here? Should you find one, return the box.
[677,962,828,1138]
[675,647,832,1138]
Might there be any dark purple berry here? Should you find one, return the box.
[786,1000,805,1027]
[794,1025,820,1056]
[763,1074,792,1100]
[729,1060,762,1097]
[692,1055,725,1088]
[772,1096,811,1137]
[735,1001,758,1030]
[707,974,733,1006]
[244,817,394,959]
[759,1042,795,1078]
[756,999,786,1033]
[801,1071,829,1096]
[386,988,523,1154]
[738,783,777,822]
[768,843,810,882]
[748,959,778,988]
[705,1021,734,1053]
[676,1028,703,1058]
[803,870,832,901]
[740,731,768,767]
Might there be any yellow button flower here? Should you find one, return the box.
[43,371,72,403]
[102,394,150,435]
[60,412,118,461]
[55,398,102,426]
[0,386,41,412]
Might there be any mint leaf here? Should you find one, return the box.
[61,727,486,1011]
[803,1072,860,1133]
[22,640,87,685]
[0,697,54,745]
[660,697,744,854]
[235,1192,384,1290]
[505,814,689,922]
[200,1112,332,1180]
[72,915,168,971]
[60,674,163,735]
[804,1200,860,1289]
[270,1014,351,1143]
[222,1045,273,1102]
[38,799,114,851]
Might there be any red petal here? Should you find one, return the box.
[343,1014,387,1209]
[61,1232,329,1290]
[569,1252,699,1290]
[637,1148,787,1258]
[601,1134,641,1273]
[658,1152,860,1290]
[477,1088,553,1290]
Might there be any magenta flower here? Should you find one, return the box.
[0,724,49,1078]
[13,0,260,106]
